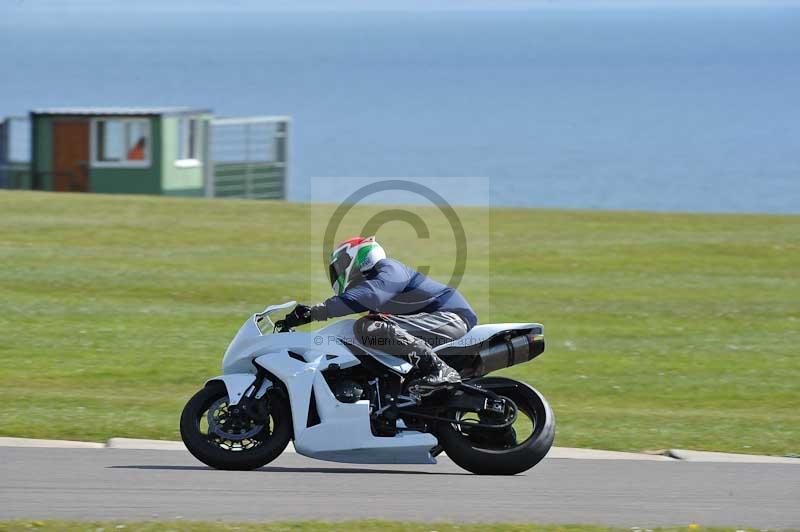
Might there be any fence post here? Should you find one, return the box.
[203,117,214,198]
[275,120,289,200]
[0,119,7,188]
[245,123,252,198]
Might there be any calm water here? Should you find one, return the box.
[2,5,799,212]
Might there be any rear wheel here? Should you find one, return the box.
[436,377,555,475]
[180,381,291,470]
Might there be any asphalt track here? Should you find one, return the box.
[1,447,798,528]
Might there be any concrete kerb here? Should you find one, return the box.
[3,437,799,463]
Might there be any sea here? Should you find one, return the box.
[2,3,799,213]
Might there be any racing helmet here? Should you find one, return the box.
[328,236,386,295]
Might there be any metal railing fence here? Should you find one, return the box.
[205,116,289,200]
[0,116,32,189]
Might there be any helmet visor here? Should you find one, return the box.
[328,250,352,291]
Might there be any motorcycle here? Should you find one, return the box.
[180,301,555,475]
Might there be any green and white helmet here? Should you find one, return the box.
[328,236,386,294]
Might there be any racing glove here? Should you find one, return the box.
[283,304,313,328]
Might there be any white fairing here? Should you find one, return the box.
[255,349,436,464]
[217,304,435,463]
[205,373,259,407]
[211,302,539,464]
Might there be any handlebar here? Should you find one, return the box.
[273,319,293,333]
[274,305,311,333]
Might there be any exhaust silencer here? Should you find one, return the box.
[473,332,545,377]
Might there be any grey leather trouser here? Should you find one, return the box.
[354,311,468,372]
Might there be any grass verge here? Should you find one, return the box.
[0,190,798,454]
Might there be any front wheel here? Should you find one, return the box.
[180,381,291,470]
[436,377,555,475]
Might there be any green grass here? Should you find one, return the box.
[0,521,771,532]
[1,190,798,455]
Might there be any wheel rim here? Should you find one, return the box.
[197,394,273,452]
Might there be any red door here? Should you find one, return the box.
[52,120,90,192]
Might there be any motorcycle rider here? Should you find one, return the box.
[284,236,477,389]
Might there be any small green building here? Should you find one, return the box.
[25,107,212,196]
[1,108,289,199]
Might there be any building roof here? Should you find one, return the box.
[31,107,211,117]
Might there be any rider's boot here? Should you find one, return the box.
[407,351,461,398]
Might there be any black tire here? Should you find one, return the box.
[180,381,291,471]
[436,377,555,475]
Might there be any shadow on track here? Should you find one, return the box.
[108,465,467,476]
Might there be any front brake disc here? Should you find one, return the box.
[207,398,264,441]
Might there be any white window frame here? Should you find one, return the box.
[175,117,202,168]
[90,117,151,169]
